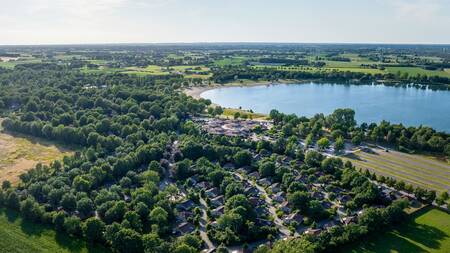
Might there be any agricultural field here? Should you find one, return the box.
[0,208,109,253]
[338,207,450,253]
[343,147,450,193]
[0,119,72,185]
[0,57,42,69]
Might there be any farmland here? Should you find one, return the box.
[343,147,450,193]
[0,119,72,185]
[0,208,109,253]
[337,207,450,253]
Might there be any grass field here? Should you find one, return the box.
[338,207,450,253]
[0,119,73,185]
[0,208,109,253]
[343,148,450,193]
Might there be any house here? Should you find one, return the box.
[205,187,220,198]
[258,178,272,187]
[341,216,357,225]
[256,218,274,227]
[196,181,211,190]
[244,186,259,197]
[304,228,322,236]
[248,171,261,180]
[283,212,303,225]
[210,195,224,207]
[279,201,292,213]
[337,195,352,205]
[177,200,195,211]
[270,183,281,193]
[223,163,235,170]
[211,206,225,217]
[311,191,325,200]
[177,222,195,235]
[177,211,193,222]
[272,192,286,203]
[322,219,338,230]
[320,201,333,209]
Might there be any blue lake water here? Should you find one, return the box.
[201,83,450,133]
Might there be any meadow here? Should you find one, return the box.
[0,119,72,185]
[338,207,450,253]
[0,208,109,253]
[343,148,450,193]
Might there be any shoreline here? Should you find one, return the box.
[183,79,302,99]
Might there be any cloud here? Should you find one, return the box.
[384,0,443,21]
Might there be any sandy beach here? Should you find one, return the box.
[183,80,301,99]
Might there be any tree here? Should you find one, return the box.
[317,137,330,151]
[149,206,168,232]
[77,197,94,217]
[304,150,323,167]
[64,216,82,236]
[334,136,345,153]
[83,217,106,243]
[259,161,276,178]
[112,228,143,253]
[61,193,77,212]
[288,191,310,213]
[233,150,252,167]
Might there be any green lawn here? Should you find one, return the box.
[338,207,450,253]
[0,208,109,253]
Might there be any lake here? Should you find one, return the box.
[201,83,450,133]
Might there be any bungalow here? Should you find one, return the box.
[205,187,220,198]
[279,201,292,213]
[322,219,338,230]
[248,171,261,180]
[210,195,224,207]
[337,195,352,205]
[320,201,333,209]
[223,163,235,170]
[273,192,286,203]
[244,186,260,197]
[341,216,357,225]
[311,191,325,200]
[195,181,211,190]
[256,218,274,227]
[176,211,193,222]
[211,206,225,217]
[283,212,303,225]
[177,199,195,211]
[177,222,195,235]
[270,183,281,193]
[304,228,322,236]
[258,178,272,187]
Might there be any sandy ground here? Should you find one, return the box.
[183,80,300,99]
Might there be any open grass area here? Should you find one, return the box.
[343,148,450,193]
[385,67,450,78]
[222,108,268,120]
[337,207,450,253]
[0,119,73,185]
[0,208,109,253]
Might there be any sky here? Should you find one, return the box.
[1,0,449,45]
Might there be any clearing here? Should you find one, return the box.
[343,147,450,193]
[337,207,450,253]
[0,118,72,185]
[0,208,109,253]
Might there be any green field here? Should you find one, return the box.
[338,207,450,253]
[0,208,109,253]
[343,148,450,193]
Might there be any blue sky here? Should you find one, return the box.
[1,0,449,44]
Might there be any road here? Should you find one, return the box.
[233,172,293,238]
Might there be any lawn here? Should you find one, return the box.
[338,207,450,253]
[342,148,450,193]
[0,208,109,253]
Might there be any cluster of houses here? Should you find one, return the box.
[193,117,272,137]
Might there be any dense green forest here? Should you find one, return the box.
[0,45,449,253]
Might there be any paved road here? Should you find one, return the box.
[233,172,293,238]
